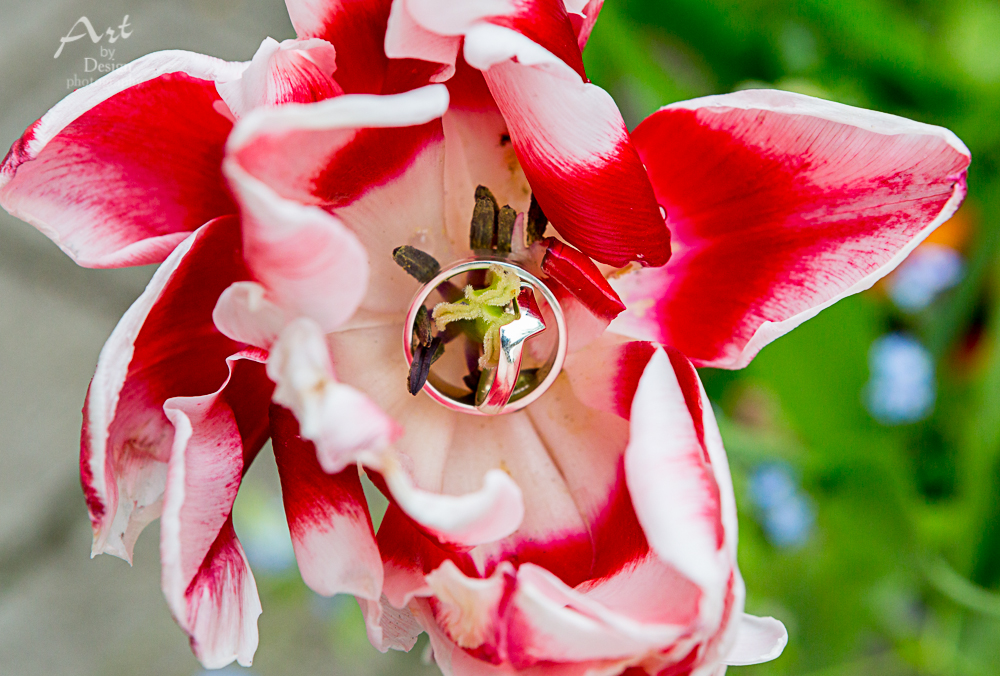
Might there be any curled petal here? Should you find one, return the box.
[224,160,370,332]
[381,458,525,548]
[572,0,604,50]
[284,0,393,94]
[270,405,383,601]
[217,37,343,118]
[626,349,724,578]
[614,89,971,368]
[213,281,293,349]
[227,85,450,315]
[82,216,251,561]
[625,349,736,620]
[401,0,586,78]
[385,0,461,81]
[1,51,242,267]
[508,563,687,665]
[160,350,271,669]
[724,613,788,666]
[424,559,512,650]
[409,558,699,669]
[361,594,425,653]
[541,237,625,322]
[267,318,400,473]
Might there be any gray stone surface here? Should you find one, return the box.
[0,2,432,674]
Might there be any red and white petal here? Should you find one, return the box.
[226,85,451,316]
[625,348,735,621]
[399,0,586,79]
[613,89,971,368]
[284,0,393,94]
[507,563,688,665]
[213,281,293,349]
[267,318,401,473]
[519,374,643,586]
[385,0,461,80]
[540,238,625,323]
[361,594,426,652]
[411,558,693,669]
[270,405,383,600]
[464,26,670,267]
[381,456,525,548]
[226,83,449,208]
[217,37,343,119]
[570,0,603,50]
[563,338,657,421]
[574,554,700,629]
[416,602,636,676]
[1,51,243,268]
[160,352,271,669]
[225,162,370,332]
[724,613,788,666]
[424,559,512,651]
[82,216,251,561]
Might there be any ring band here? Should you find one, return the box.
[402,258,568,416]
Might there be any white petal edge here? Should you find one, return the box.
[728,182,967,369]
[213,281,292,349]
[664,89,969,157]
[385,0,460,80]
[160,397,261,669]
[625,349,728,591]
[226,83,450,154]
[724,613,788,666]
[267,317,399,473]
[85,230,200,560]
[381,456,525,547]
[463,23,576,77]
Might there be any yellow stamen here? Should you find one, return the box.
[432,264,521,368]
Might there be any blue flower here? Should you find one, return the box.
[864,333,936,424]
[887,244,963,312]
[749,463,815,549]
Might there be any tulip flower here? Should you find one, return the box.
[0,0,968,674]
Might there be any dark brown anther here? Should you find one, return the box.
[408,335,443,395]
[393,245,440,283]
[526,194,548,244]
[496,205,516,254]
[413,305,432,346]
[475,185,499,213]
[470,186,498,251]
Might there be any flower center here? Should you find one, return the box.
[402,258,566,415]
[394,187,565,415]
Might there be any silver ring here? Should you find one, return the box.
[475,284,547,414]
[402,259,567,416]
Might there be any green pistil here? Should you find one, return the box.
[432,264,520,368]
